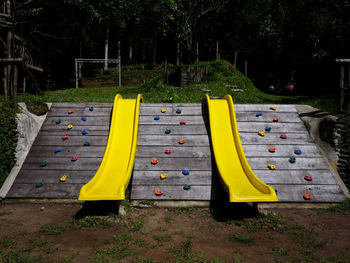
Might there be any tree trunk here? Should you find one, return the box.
[216,40,220,61]
[104,24,109,70]
[6,0,12,97]
[234,51,237,67]
[152,27,157,67]
[129,39,132,64]
[176,41,180,66]
[196,42,199,62]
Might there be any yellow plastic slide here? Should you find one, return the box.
[79,94,143,201]
[204,94,278,202]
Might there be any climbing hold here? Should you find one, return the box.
[89,106,94,111]
[161,108,166,113]
[81,130,88,135]
[165,129,171,134]
[265,126,271,132]
[71,156,78,161]
[304,176,313,181]
[268,164,276,170]
[155,189,163,196]
[164,149,172,154]
[256,112,262,117]
[273,117,279,122]
[182,170,190,175]
[180,121,186,125]
[270,106,277,110]
[82,117,87,121]
[280,134,287,139]
[269,147,276,153]
[176,109,181,114]
[160,173,168,179]
[154,116,160,120]
[55,119,61,124]
[179,139,186,144]
[183,184,191,190]
[303,193,312,200]
[68,109,74,114]
[60,175,67,182]
[84,141,90,146]
[67,124,73,130]
[151,158,158,164]
[289,157,296,163]
[294,149,302,155]
[62,135,69,140]
[35,181,44,187]
[40,161,47,167]
[54,148,62,153]
[258,131,265,136]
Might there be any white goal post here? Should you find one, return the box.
[75,58,121,88]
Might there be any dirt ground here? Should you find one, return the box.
[0,201,349,263]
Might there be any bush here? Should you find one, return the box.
[0,103,17,188]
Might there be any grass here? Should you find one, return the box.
[152,234,172,246]
[228,234,254,244]
[234,212,285,233]
[71,216,112,229]
[271,247,289,256]
[39,224,66,235]
[0,211,12,216]
[323,198,350,214]
[176,207,195,215]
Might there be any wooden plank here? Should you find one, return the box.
[33,135,108,146]
[39,130,109,136]
[136,146,211,158]
[21,157,102,170]
[234,104,297,112]
[137,135,210,146]
[140,106,203,116]
[28,146,106,158]
[41,125,110,131]
[254,170,338,185]
[239,133,313,145]
[44,117,110,126]
[14,170,95,184]
[241,145,322,157]
[271,184,344,202]
[139,115,206,125]
[134,157,212,171]
[142,103,201,107]
[132,171,212,185]
[237,122,307,133]
[130,185,215,200]
[51,103,112,108]
[47,107,112,117]
[138,124,208,135]
[246,157,329,170]
[6,183,83,198]
[235,112,301,123]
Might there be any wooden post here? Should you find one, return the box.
[164,58,168,83]
[23,76,26,93]
[13,64,17,106]
[196,42,199,62]
[3,66,8,103]
[245,60,248,77]
[216,41,220,61]
[339,64,344,112]
[118,40,121,87]
[234,51,237,67]
[348,65,350,109]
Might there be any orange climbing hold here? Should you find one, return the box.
[303,193,312,200]
[273,117,279,122]
[179,139,186,144]
[68,109,74,114]
[151,158,158,164]
[155,189,163,196]
[269,147,276,153]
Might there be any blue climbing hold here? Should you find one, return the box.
[294,149,302,155]
[54,148,61,153]
[182,170,190,175]
[82,117,87,121]
[289,157,296,163]
[35,181,44,187]
[84,141,90,146]
[82,130,88,135]
[183,184,191,190]
[256,112,262,117]
[154,116,160,120]
[176,109,181,114]
[55,119,61,124]
[89,106,94,111]
[165,129,171,134]
[265,126,271,132]
[40,161,47,167]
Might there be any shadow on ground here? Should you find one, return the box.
[74,200,120,219]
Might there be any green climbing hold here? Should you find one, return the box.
[289,157,296,163]
[265,126,271,132]
[35,181,44,187]
[84,141,90,146]
[183,184,191,190]
[40,161,47,167]
[165,129,171,134]
[176,109,181,114]
[89,106,94,111]
[56,120,61,124]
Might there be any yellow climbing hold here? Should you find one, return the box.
[258,131,265,136]
[160,173,168,179]
[161,108,166,113]
[268,164,276,170]
[270,106,277,110]
[60,174,67,182]
[67,124,73,130]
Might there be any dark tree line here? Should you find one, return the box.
[1,0,350,94]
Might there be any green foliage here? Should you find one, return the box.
[324,198,350,214]
[235,212,285,233]
[0,250,43,263]
[176,207,195,215]
[0,211,12,216]
[71,216,112,229]
[0,104,17,188]
[0,235,15,249]
[271,247,289,256]
[39,224,66,235]
[228,234,254,244]
[152,234,172,246]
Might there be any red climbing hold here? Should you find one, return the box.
[304,176,313,181]
[269,147,276,153]
[280,134,287,139]
[151,158,158,164]
[179,139,186,144]
[180,121,186,125]
[62,135,69,140]
[273,117,279,122]
[68,109,74,114]
[155,189,163,196]
[71,156,78,161]
[303,193,312,200]
[164,149,172,154]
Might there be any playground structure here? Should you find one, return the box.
[5,94,346,203]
